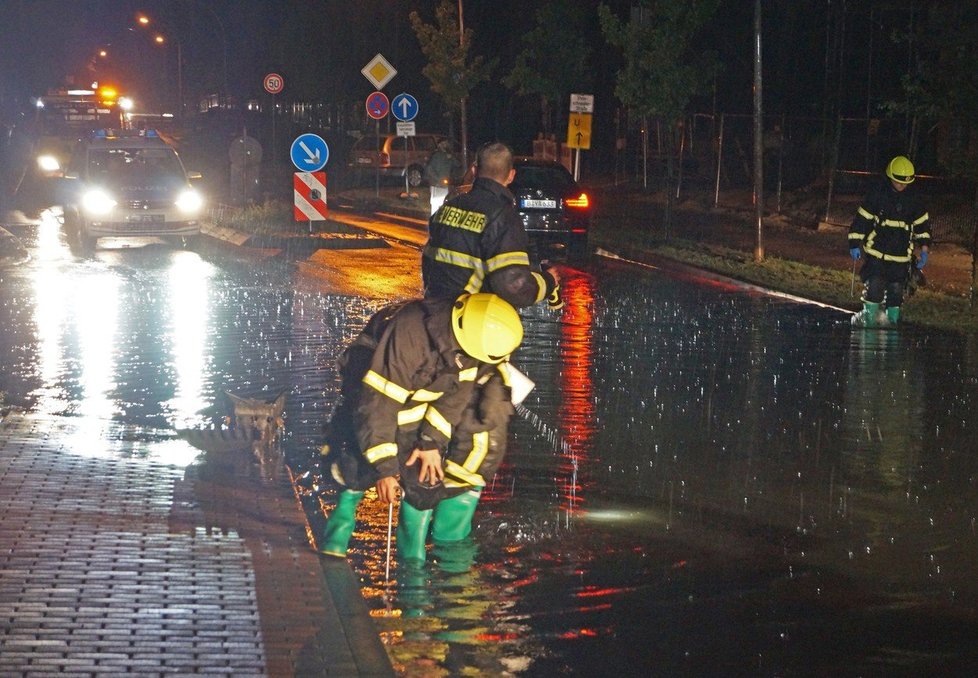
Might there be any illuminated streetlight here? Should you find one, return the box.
[136,15,183,116]
[137,6,228,108]
[87,47,110,87]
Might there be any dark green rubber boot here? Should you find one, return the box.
[852,301,880,328]
[885,306,901,325]
[397,501,434,564]
[431,490,481,542]
[319,489,365,557]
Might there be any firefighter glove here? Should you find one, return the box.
[918,250,928,268]
[540,263,564,310]
[547,283,564,310]
[849,247,861,261]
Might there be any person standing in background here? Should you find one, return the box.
[424,138,458,216]
[848,155,930,327]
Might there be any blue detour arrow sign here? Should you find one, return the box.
[290,133,329,172]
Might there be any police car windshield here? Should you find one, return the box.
[88,148,184,181]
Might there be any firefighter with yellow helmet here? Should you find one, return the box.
[319,293,523,562]
[848,155,931,327]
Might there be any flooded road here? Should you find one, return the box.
[3,216,978,675]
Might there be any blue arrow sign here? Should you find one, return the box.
[290,133,329,172]
[391,93,419,122]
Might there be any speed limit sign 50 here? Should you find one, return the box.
[264,73,284,95]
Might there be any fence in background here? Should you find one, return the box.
[615,111,977,247]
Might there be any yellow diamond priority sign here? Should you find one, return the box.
[361,54,397,90]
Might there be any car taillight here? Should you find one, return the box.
[565,193,589,209]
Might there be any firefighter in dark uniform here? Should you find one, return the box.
[848,155,931,327]
[319,293,523,563]
[419,141,561,557]
[423,141,562,309]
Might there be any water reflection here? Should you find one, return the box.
[343,258,978,675]
[165,253,214,430]
[9,219,978,673]
[556,268,596,516]
[22,228,216,465]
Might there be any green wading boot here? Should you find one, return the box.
[319,489,365,557]
[851,301,881,328]
[431,490,482,542]
[397,501,434,564]
[885,306,901,325]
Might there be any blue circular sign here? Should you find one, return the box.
[290,133,329,172]
[391,93,419,122]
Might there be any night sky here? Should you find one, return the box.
[0,1,906,155]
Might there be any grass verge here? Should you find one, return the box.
[613,238,978,333]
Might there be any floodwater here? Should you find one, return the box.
[3,218,978,675]
[345,262,978,676]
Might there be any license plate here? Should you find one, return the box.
[521,198,556,209]
[127,214,164,223]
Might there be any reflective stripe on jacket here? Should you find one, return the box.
[422,177,549,308]
[442,364,514,490]
[348,298,480,479]
[848,179,931,263]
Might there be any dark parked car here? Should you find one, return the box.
[453,156,591,258]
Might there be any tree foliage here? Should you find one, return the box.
[503,2,592,135]
[597,1,719,126]
[888,1,978,181]
[409,0,495,116]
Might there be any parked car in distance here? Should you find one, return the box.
[452,156,591,258]
[347,132,450,188]
[61,128,204,254]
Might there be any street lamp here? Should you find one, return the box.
[190,1,229,105]
[88,47,110,87]
[138,6,228,109]
[152,33,183,116]
[136,15,183,116]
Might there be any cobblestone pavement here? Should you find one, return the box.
[0,412,392,677]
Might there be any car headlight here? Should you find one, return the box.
[81,189,117,215]
[175,188,203,214]
[37,155,61,173]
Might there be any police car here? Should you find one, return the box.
[61,129,204,253]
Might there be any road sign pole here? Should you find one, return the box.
[403,137,409,196]
[271,94,277,167]
[375,119,380,198]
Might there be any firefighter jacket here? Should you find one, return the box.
[422,176,557,309]
[848,179,931,264]
[342,297,489,481]
[441,365,515,492]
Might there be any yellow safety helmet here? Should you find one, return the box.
[451,293,523,364]
[886,155,915,184]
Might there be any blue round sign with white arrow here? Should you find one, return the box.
[391,93,419,122]
[290,133,329,172]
